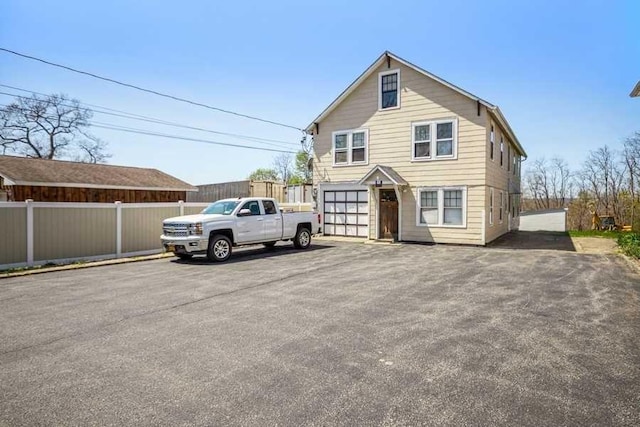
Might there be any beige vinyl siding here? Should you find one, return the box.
[314,58,488,244]
[0,206,27,264]
[401,185,484,244]
[122,206,179,253]
[33,208,116,261]
[485,114,520,243]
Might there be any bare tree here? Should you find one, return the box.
[623,132,640,229]
[0,93,110,163]
[531,133,640,230]
[579,146,627,225]
[272,153,293,183]
[567,188,593,230]
[524,157,572,209]
[549,157,572,206]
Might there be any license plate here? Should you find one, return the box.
[166,244,175,252]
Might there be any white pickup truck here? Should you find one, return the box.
[161,197,321,262]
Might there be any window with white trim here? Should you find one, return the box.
[413,123,431,159]
[417,187,466,227]
[443,189,463,225]
[379,69,400,110]
[500,137,504,167]
[489,187,494,225]
[507,146,511,171]
[332,129,368,166]
[419,190,438,224]
[490,124,495,161]
[499,191,504,222]
[412,119,457,160]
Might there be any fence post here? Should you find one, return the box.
[25,199,34,266]
[179,200,184,216]
[115,201,122,258]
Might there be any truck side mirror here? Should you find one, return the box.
[238,208,252,217]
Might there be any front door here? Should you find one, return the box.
[379,189,398,240]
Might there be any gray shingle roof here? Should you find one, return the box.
[0,155,196,191]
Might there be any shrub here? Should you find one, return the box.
[617,233,640,259]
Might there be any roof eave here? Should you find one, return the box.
[5,181,197,192]
[305,52,389,133]
[488,107,527,158]
[358,164,407,186]
[0,171,17,185]
[386,52,495,109]
[305,51,496,133]
[631,81,640,97]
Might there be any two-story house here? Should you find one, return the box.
[306,51,527,245]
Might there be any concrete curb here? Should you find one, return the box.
[0,253,174,279]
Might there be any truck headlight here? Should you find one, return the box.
[189,223,203,235]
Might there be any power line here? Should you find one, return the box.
[0,87,300,149]
[91,123,297,154]
[0,101,296,154]
[0,47,304,132]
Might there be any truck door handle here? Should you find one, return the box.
[256,218,264,221]
[275,217,281,221]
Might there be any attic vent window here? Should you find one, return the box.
[379,69,400,110]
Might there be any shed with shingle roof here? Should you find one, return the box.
[0,155,196,202]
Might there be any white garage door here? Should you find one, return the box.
[323,190,368,237]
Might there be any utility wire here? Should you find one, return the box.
[0,88,300,148]
[0,47,304,132]
[0,102,297,154]
[91,123,296,154]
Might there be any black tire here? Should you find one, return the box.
[207,235,232,262]
[293,227,311,249]
[263,241,277,248]
[176,253,193,260]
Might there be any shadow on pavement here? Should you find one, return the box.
[489,231,576,252]
[171,243,335,265]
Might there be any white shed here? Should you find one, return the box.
[519,209,568,232]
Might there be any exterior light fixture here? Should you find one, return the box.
[374,176,383,187]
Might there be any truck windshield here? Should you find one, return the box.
[201,200,241,215]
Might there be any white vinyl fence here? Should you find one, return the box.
[0,200,209,270]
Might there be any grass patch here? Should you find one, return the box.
[618,233,640,259]
[0,260,88,275]
[0,263,58,275]
[568,230,624,239]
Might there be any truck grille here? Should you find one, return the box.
[163,223,189,237]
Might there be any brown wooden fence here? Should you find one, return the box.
[187,180,285,202]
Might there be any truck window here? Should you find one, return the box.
[240,201,261,216]
[263,200,277,215]
[201,200,240,215]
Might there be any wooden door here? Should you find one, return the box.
[379,189,398,240]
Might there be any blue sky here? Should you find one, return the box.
[1,0,638,185]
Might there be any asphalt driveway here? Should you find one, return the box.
[1,241,639,426]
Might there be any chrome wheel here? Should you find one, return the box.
[299,230,310,247]
[208,235,232,262]
[214,239,229,258]
[294,227,311,249]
